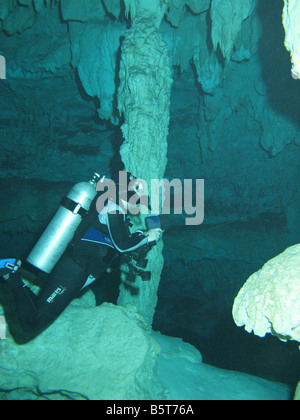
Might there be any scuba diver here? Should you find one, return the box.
[0,172,162,335]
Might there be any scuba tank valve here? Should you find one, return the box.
[26,173,101,274]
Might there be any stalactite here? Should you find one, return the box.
[117,0,173,325]
[210,0,254,61]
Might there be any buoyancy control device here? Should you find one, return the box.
[27,173,101,274]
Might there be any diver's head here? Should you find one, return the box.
[118,171,151,213]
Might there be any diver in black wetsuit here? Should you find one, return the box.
[0,173,162,335]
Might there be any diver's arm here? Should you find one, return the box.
[107,212,148,253]
[144,228,163,243]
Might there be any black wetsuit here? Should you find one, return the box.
[7,194,148,334]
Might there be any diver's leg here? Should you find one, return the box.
[1,256,89,334]
[9,276,43,333]
[34,256,89,329]
[0,258,39,332]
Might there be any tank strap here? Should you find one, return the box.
[61,196,88,217]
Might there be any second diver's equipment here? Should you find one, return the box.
[125,215,162,282]
[145,216,161,231]
[27,173,101,274]
[0,258,21,280]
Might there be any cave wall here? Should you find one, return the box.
[0,0,299,310]
[0,0,300,389]
[0,1,299,192]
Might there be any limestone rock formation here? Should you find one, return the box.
[210,0,254,61]
[259,108,298,157]
[233,244,300,400]
[295,382,300,400]
[68,21,124,124]
[0,294,163,400]
[233,244,300,342]
[0,293,291,400]
[283,0,300,79]
[0,0,299,398]
[117,0,173,325]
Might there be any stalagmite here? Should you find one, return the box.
[117,0,173,325]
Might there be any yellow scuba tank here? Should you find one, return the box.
[27,173,101,274]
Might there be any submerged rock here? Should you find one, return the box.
[0,294,163,400]
[0,291,291,400]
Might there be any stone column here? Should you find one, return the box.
[117,0,173,325]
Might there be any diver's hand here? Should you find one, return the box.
[145,228,163,243]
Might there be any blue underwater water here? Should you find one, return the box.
[0,0,299,401]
